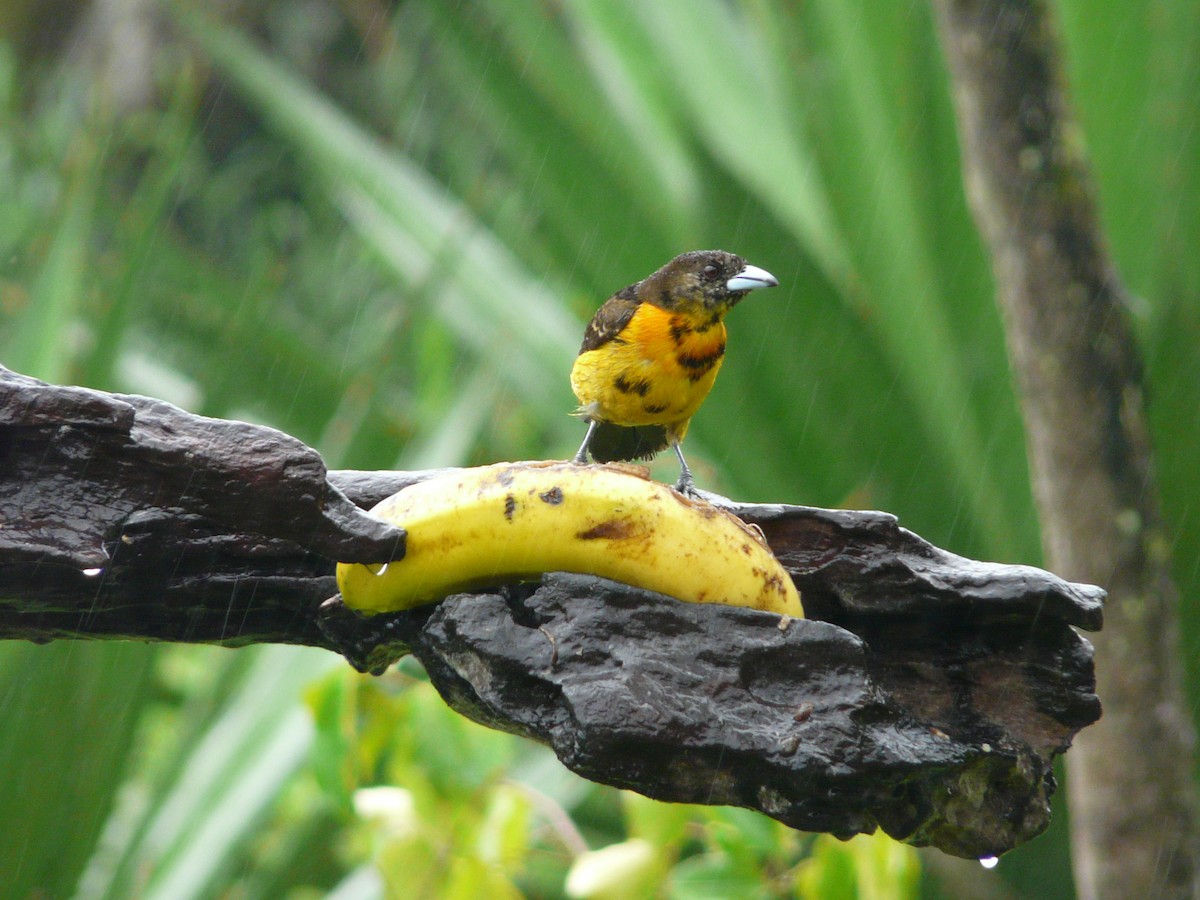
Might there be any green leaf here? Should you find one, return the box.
[795,832,920,900]
[626,0,853,286]
[174,6,581,413]
[621,792,694,851]
[0,643,158,900]
[6,135,97,382]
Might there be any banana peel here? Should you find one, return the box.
[337,461,803,618]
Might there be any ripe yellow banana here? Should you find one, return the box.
[337,461,802,618]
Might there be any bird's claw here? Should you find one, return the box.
[673,476,701,498]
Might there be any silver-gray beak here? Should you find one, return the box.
[726,263,779,293]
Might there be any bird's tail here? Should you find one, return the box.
[587,422,669,462]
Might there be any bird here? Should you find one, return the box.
[570,250,779,493]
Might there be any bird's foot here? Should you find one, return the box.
[673,473,702,498]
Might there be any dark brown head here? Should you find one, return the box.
[635,250,778,315]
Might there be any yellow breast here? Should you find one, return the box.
[571,304,727,428]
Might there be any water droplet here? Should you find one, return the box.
[82,567,103,577]
[979,856,999,869]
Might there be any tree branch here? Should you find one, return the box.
[929,0,1199,895]
[0,364,1101,857]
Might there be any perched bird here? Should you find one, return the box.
[570,250,778,492]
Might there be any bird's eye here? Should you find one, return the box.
[702,264,719,279]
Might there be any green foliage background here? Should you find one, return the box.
[0,1,1196,897]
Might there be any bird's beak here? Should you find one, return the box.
[726,264,779,293]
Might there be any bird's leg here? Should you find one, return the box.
[573,419,599,464]
[672,442,698,495]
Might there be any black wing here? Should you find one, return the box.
[579,286,640,354]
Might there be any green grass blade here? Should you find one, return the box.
[0,643,158,900]
[174,6,580,388]
[6,138,97,382]
[82,647,338,900]
[625,0,853,287]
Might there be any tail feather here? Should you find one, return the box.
[587,422,669,462]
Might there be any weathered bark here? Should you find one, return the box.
[930,1,1199,895]
[0,364,1102,857]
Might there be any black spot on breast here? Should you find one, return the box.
[643,402,669,414]
[677,343,725,382]
[539,486,564,505]
[669,317,692,342]
[615,374,652,396]
[504,494,516,521]
[677,341,725,370]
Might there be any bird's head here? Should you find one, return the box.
[643,250,779,315]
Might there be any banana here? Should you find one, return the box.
[337,461,802,618]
